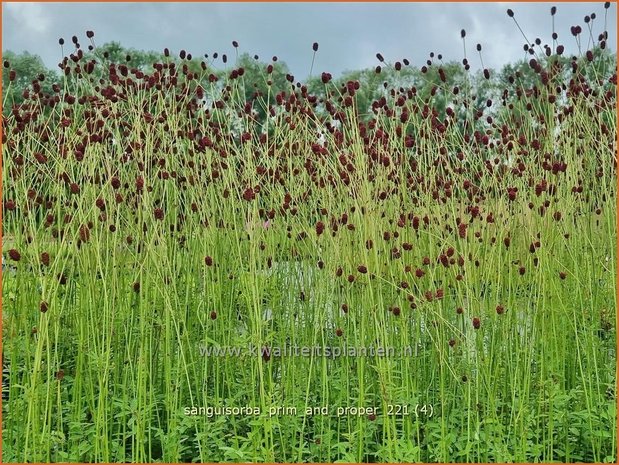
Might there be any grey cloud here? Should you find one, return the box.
[3,2,616,80]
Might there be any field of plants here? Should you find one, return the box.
[2,5,617,463]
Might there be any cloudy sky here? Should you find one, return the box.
[3,2,616,79]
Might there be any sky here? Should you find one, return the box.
[3,2,616,80]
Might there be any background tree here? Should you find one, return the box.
[2,51,58,108]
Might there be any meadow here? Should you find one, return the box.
[1,6,617,462]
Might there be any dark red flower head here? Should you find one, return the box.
[262,346,271,362]
[242,187,255,201]
[79,224,90,242]
[472,317,481,329]
[8,249,21,261]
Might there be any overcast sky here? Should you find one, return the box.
[3,2,616,79]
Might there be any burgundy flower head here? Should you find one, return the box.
[8,249,21,262]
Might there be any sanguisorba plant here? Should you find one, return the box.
[2,5,617,463]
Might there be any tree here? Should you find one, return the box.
[2,50,58,109]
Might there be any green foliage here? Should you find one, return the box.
[2,50,59,107]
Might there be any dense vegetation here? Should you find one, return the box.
[2,5,617,462]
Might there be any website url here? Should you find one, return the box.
[198,344,417,358]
